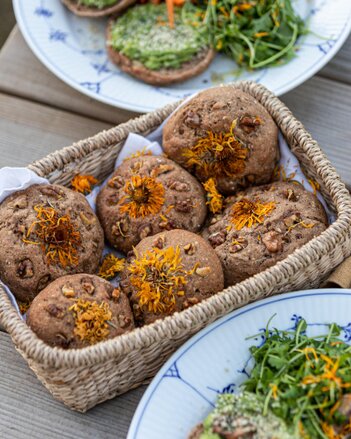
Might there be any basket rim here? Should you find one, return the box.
[1,80,351,369]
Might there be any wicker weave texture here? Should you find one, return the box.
[1,81,351,412]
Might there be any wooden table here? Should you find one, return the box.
[0,26,350,439]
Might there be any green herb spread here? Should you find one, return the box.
[200,392,296,438]
[109,3,210,70]
[79,0,117,9]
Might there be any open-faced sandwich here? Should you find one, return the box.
[61,0,137,17]
[189,319,351,438]
[189,392,295,439]
[63,0,305,85]
[106,2,215,85]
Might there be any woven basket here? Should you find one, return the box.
[1,81,351,412]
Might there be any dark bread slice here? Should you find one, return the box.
[188,424,204,439]
[61,0,137,17]
[106,20,215,86]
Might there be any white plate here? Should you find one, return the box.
[13,0,351,112]
[127,289,351,439]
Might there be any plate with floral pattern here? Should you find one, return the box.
[13,0,351,112]
[127,289,351,439]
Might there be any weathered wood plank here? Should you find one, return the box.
[0,331,145,438]
[0,76,350,187]
[1,28,351,129]
[319,34,351,86]
[281,75,351,188]
[0,1,15,48]
[0,92,111,167]
[0,28,138,125]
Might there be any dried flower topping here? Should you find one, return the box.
[119,175,165,218]
[69,299,112,345]
[18,300,31,315]
[128,246,194,314]
[71,174,98,194]
[271,165,296,182]
[98,254,125,280]
[23,205,81,268]
[308,178,320,196]
[182,119,249,180]
[126,147,152,161]
[202,178,223,214]
[231,198,275,230]
[287,220,315,232]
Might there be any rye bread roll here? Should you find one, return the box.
[163,86,279,194]
[106,3,215,85]
[61,0,136,17]
[0,184,104,302]
[120,229,224,326]
[27,274,134,349]
[202,182,328,287]
[96,155,207,254]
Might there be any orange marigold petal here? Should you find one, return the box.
[69,299,112,345]
[71,174,98,194]
[231,198,275,230]
[98,254,125,280]
[119,175,165,219]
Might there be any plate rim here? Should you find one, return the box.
[13,0,351,112]
[127,288,351,439]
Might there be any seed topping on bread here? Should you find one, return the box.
[69,299,113,345]
[128,246,197,314]
[118,175,165,219]
[182,119,250,181]
[109,3,210,71]
[230,198,276,230]
[23,204,81,268]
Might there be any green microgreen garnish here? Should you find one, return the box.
[202,0,306,69]
[243,319,351,438]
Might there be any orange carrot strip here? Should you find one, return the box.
[166,0,175,28]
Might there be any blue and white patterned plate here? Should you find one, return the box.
[13,1,351,112]
[127,289,351,439]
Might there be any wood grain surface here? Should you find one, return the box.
[0,332,145,438]
[0,92,111,167]
[0,22,350,439]
[319,35,351,85]
[0,29,138,125]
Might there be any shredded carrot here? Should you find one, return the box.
[164,0,185,27]
[166,0,175,28]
